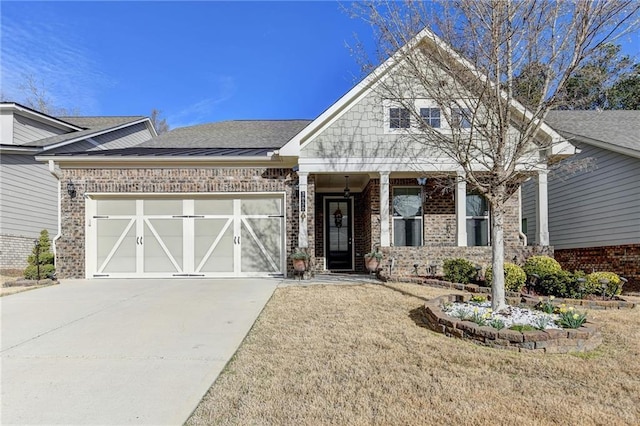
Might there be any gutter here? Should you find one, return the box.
[48,160,63,258]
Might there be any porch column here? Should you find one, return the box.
[379,171,390,247]
[455,172,467,246]
[298,172,309,248]
[536,169,550,246]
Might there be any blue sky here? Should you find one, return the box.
[2,1,639,129]
[2,1,374,128]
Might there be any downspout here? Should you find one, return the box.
[518,186,527,246]
[48,160,62,257]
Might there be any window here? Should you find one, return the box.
[393,187,423,246]
[389,107,410,129]
[452,108,471,129]
[420,107,441,128]
[466,194,489,246]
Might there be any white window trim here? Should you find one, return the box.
[391,185,424,247]
[384,99,477,134]
[465,193,490,246]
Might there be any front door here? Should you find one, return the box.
[325,198,353,270]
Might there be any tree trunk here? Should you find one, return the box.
[490,201,507,312]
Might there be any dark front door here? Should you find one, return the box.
[325,198,353,270]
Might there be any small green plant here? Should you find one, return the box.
[452,307,473,321]
[535,295,556,314]
[469,307,492,326]
[289,250,310,260]
[585,271,623,297]
[443,258,477,284]
[364,250,383,260]
[533,315,553,330]
[509,324,537,332]
[489,318,506,330]
[486,263,527,292]
[557,308,587,329]
[523,255,562,280]
[24,229,55,280]
[470,295,487,303]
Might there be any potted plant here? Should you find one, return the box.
[364,249,383,273]
[290,249,310,273]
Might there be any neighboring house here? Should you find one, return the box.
[523,111,640,292]
[0,102,157,270]
[37,30,570,280]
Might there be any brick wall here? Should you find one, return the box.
[555,244,640,293]
[58,167,298,278]
[0,234,34,270]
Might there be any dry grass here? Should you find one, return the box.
[187,283,640,426]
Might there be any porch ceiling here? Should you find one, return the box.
[314,174,371,193]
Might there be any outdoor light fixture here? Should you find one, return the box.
[343,176,350,198]
[67,180,77,198]
[416,177,428,185]
[333,207,343,228]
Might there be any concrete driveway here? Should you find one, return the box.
[0,278,279,425]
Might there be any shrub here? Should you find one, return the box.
[486,262,527,292]
[585,271,623,296]
[536,270,573,297]
[443,258,477,284]
[24,230,55,280]
[523,255,562,279]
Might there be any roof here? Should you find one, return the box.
[58,116,146,130]
[47,147,273,157]
[138,120,312,149]
[21,117,149,148]
[545,110,640,156]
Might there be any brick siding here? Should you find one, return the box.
[555,244,640,293]
[0,234,35,270]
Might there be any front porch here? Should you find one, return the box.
[295,171,551,277]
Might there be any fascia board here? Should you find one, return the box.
[40,118,152,151]
[558,131,640,159]
[34,155,296,168]
[0,145,40,154]
[0,102,83,131]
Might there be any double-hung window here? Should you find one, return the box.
[452,107,472,129]
[393,187,423,246]
[389,107,410,129]
[420,107,441,128]
[466,194,489,246]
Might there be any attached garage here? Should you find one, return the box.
[85,194,286,278]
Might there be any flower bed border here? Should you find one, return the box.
[418,294,603,353]
[393,276,637,310]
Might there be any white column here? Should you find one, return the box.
[298,172,308,248]
[455,172,467,246]
[379,172,390,247]
[536,169,550,246]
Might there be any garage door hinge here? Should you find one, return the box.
[93,274,109,277]
[172,273,206,277]
[172,215,205,218]
[93,215,109,219]
[268,215,285,218]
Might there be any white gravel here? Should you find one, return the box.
[443,301,561,330]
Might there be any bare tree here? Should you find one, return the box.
[15,74,78,116]
[150,108,170,134]
[352,0,640,311]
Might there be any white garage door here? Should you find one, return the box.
[86,195,285,278]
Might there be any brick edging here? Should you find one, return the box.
[417,294,602,353]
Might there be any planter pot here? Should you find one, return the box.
[292,258,307,273]
[364,256,381,273]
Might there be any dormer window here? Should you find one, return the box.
[420,108,441,128]
[389,107,410,129]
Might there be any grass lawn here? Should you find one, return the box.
[187,282,640,425]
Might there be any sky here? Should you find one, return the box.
[2,1,639,130]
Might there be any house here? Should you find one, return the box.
[0,102,157,271]
[36,30,570,280]
[522,110,640,292]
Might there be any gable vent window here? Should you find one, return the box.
[420,107,441,128]
[389,107,410,129]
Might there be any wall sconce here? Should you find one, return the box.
[416,177,427,186]
[67,180,77,198]
[333,207,343,228]
[343,176,350,198]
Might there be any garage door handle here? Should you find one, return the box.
[268,215,285,218]
[234,236,240,244]
[136,237,143,245]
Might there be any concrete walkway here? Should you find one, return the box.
[0,278,278,425]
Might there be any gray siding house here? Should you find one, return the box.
[522,110,640,292]
[0,102,157,270]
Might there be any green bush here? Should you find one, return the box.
[523,255,562,279]
[585,271,623,296]
[443,258,477,284]
[486,262,527,292]
[24,229,55,280]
